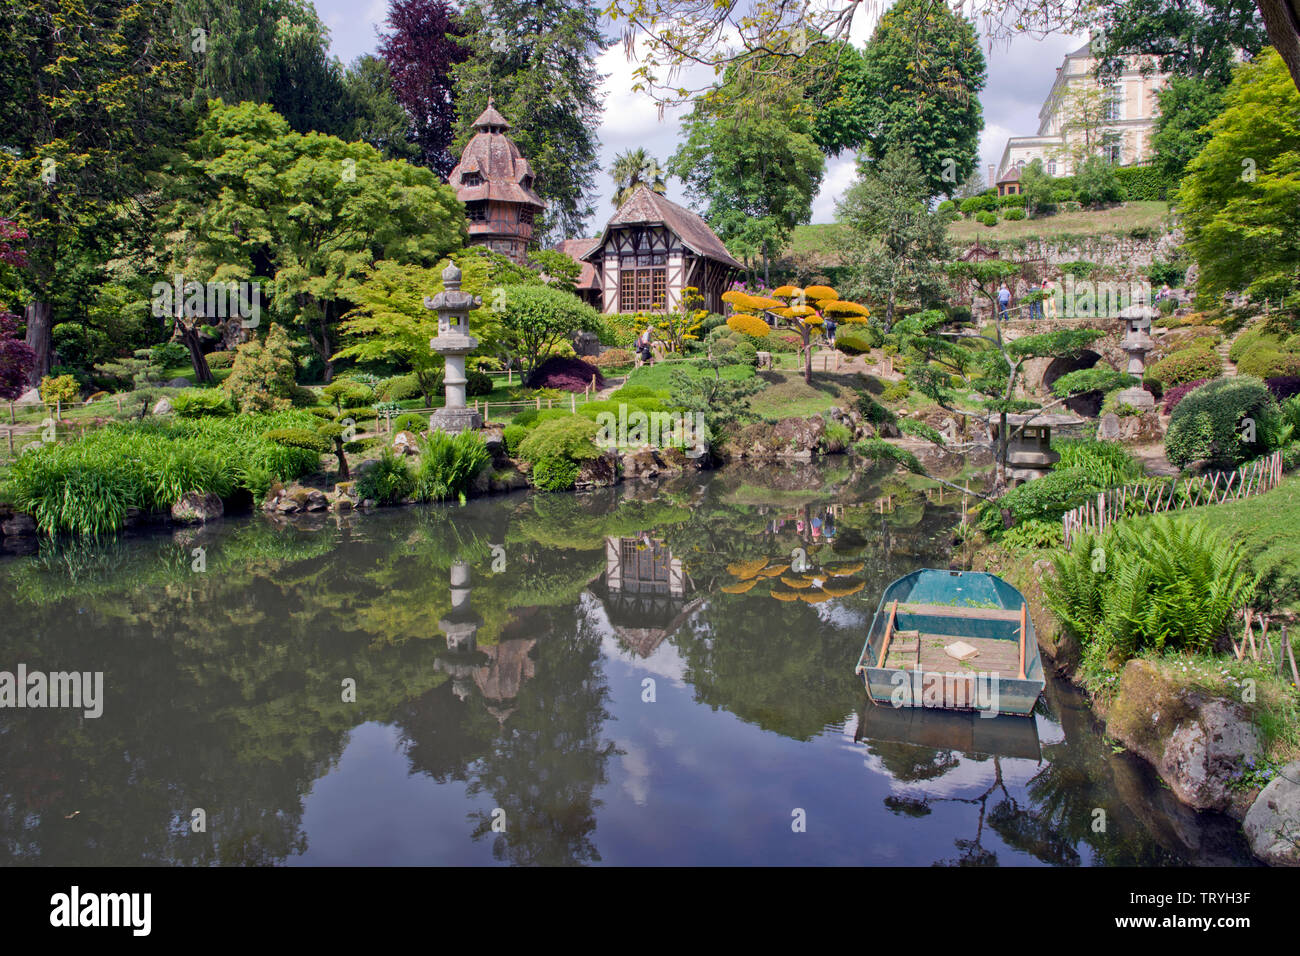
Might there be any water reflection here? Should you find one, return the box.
[0,460,1254,866]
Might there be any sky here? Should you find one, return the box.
[314,0,1086,231]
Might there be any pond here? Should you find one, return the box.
[0,459,1254,866]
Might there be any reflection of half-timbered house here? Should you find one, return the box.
[592,536,699,658]
[448,101,546,265]
[576,186,743,314]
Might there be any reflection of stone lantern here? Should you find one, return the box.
[424,263,483,433]
[436,559,483,700]
[1116,301,1157,410]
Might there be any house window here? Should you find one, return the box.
[619,262,668,312]
[461,172,482,187]
[1048,160,1058,176]
[467,201,487,222]
[1105,143,1123,164]
[518,206,534,225]
[1103,83,1123,121]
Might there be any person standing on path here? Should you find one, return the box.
[997,282,1011,321]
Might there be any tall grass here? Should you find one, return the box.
[412,430,489,504]
[3,412,322,535]
[1052,438,1145,487]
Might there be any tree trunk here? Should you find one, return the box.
[995,409,1009,491]
[318,313,334,383]
[762,242,770,289]
[23,300,53,387]
[333,438,350,481]
[802,327,813,385]
[178,322,215,385]
[1258,0,1300,92]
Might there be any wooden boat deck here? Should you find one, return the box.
[882,631,1024,675]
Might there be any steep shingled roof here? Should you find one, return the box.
[553,238,600,290]
[584,185,744,271]
[448,101,545,209]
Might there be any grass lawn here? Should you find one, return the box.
[747,369,862,419]
[947,201,1173,242]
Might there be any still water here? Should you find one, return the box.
[0,459,1253,865]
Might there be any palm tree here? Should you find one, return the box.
[611,148,667,208]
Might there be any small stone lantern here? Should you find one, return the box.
[436,559,484,701]
[1116,300,1158,410]
[424,262,483,433]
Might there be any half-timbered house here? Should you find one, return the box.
[576,186,743,314]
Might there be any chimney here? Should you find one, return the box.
[988,164,995,186]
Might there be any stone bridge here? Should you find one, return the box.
[1002,317,1135,416]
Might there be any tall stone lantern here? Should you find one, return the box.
[1116,300,1157,410]
[424,262,483,433]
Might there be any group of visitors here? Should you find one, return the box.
[996,279,1058,322]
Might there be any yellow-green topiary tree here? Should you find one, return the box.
[723,285,870,383]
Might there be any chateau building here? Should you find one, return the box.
[994,39,1169,182]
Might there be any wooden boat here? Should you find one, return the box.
[854,569,1044,716]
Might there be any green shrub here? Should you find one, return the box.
[976,211,997,227]
[999,519,1064,554]
[502,423,529,456]
[1228,327,1280,363]
[264,427,331,454]
[998,192,1027,208]
[1143,345,1223,392]
[412,430,489,503]
[836,334,874,356]
[222,324,301,413]
[1043,516,1259,673]
[173,389,233,418]
[979,467,1104,536]
[1003,207,1026,221]
[393,413,430,433]
[40,374,80,405]
[1236,346,1300,379]
[530,456,581,491]
[378,373,423,402]
[355,448,414,505]
[516,416,601,491]
[824,422,852,450]
[1147,260,1189,287]
[466,368,494,396]
[1165,376,1278,467]
[1074,156,1122,206]
[959,194,998,216]
[881,380,911,402]
[1115,164,1174,201]
[205,350,235,370]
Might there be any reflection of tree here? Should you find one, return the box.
[464,608,618,866]
[869,742,961,782]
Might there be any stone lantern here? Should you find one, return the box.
[435,559,484,702]
[1116,300,1158,410]
[424,262,483,433]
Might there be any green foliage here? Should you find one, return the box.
[1143,344,1223,391]
[2,412,322,535]
[1051,366,1135,399]
[1235,346,1300,379]
[516,416,602,465]
[1113,164,1174,201]
[1147,260,1190,287]
[1179,49,1300,308]
[497,283,602,375]
[1165,376,1278,467]
[1073,157,1122,207]
[263,427,330,454]
[530,456,581,492]
[1002,208,1026,221]
[393,413,430,433]
[466,368,494,396]
[835,334,876,356]
[502,424,528,456]
[976,211,997,227]
[222,324,301,413]
[849,0,986,197]
[412,430,489,503]
[355,448,414,505]
[377,373,423,403]
[999,519,1065,554]
[172,389,233,418]
[979,468,1105,536]
[881,380,911,402]
[39,374,80,405]
[1043,517,1260,672]
[1053,439,1145,487]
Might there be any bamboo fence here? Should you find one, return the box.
[1061,450,1284,547]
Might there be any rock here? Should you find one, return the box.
[330,495,353,513]
[1107,659,1261,813]
[468,468,491,497]
[14,388,42,406]
[171,491,224,525]
[574,452,618,489]
[723,416,827,461]
[392,430,421,456]
[360,499,376,510]
[152,397,173,415]
[1243,761,1300,866]
[1,512,37,537]
[165,377,192,389]
[621,447,663,480]
[1098,413,1121,441]
[482,427,505,457]
[264,483,327,514]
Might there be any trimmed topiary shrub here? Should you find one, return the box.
[976,211,997,227]
[466,368,494,396]
[393,413,429,433]
[881,380,911,402]
[524,355,605,392]
[516,416,602,491]
[378,373,424,402]
[502,424,528,456]
[1003,207,1026,221]
[1165,376,1278,468]
[264,427,331,454]
[1236,347,1300,379]
[1143,346,1223,392]
[836,335,874,356]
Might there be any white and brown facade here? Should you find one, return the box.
[567,186,744,315]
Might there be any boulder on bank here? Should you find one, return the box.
[171,491,224,524]
[574,451,618,489]
[720,416,826,461]
[1107,659,1260,815]
[1,511,37,537]
[392,431,421,456]
[1243,760,1300,866]
[263,484,329,514]
[152,397,173,415]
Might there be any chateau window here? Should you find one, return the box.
[1105,143,1123,164]
[1048,160,1058,176]
[467,201,488,222]
[619,260,668,312]
[461,172,483,187]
